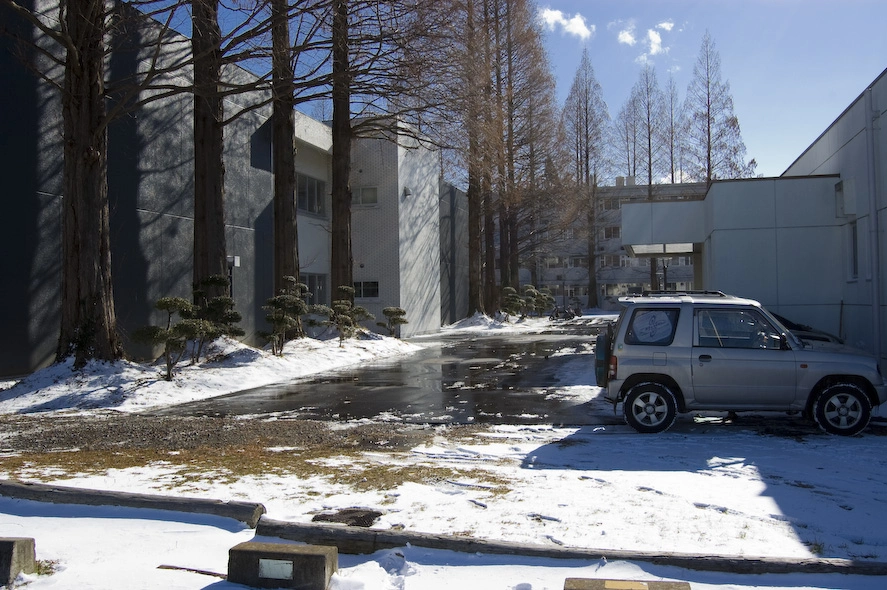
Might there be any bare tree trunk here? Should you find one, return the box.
[271,0,299,293]
[507,213,519,287]
[483,178,497,312]
[192,0,227,298]
[481,0,497,313]
[467,173,484,316]
[57,0,122,366]
[464,0,484,317]
[330,0,353,298]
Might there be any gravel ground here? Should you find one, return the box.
[0,412,475,455]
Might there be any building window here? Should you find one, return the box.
[603,226,621,239]
[354,281,380,298]
[600,255,620,268]
[297,173,326,215]
[303,273,327,305]
[570,256,588,268]
[545,257,564,268]
[353,186,378,206]
[599,198,619,212]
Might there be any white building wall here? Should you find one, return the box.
[350,135,441,337]
[352,138,401,315]
[703,177,844,337]
[783,70,886,353]
[397,141,441,337]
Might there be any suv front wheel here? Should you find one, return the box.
[813,382,872,436]
[623,382,678,433]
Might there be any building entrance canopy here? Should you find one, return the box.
[625,242,695,258]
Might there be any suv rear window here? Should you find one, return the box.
[625,308,679,346]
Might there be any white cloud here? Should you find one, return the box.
[539,8,594,40]
[657,20,675,32]
[617,23,636,46]
[648,29,664,55]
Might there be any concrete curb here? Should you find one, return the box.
[257,517,887,576]
[0,479,266,527]
[3,480,887,577]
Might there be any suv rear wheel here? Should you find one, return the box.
[623,382,678,433]
[813,382,872,436]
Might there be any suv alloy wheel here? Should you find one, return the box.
[623,381,678,433]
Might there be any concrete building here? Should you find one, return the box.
[530,179,706,309]
[350,133,444,337]
[0,4,461,377]
[620,68,886,360]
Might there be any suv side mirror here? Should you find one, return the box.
[780,333,789,350]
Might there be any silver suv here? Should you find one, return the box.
[595,291,887,435]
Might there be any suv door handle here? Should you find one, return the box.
[698,354,712,362]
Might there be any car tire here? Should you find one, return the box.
[812,383,872,436]
[623,382,678,433]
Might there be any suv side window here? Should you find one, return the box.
[695,308,782,350]
[625,308,680,346]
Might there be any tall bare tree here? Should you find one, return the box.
[191,0,228,298]
[503,0,559,292]
[633,65,667,289]
[685,30,756,182]
[329,0,353,298]
[633,64,666,193]
[663,74,685,184]
[270,0,299,293]
[61,0,123,364]
[3,0,124,366]
[462,0,486,316]
[562,48,609,308]
[612,90,639,181]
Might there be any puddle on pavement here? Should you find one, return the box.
[154,319,616,425]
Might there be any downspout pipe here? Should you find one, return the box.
[865,87,882,366]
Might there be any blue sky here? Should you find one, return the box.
[537,0,886,177]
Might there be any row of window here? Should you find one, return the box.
[541,285,590,298]
[296,174,381,215]
[261,275,379,306]
[544,256,588,269]
[538,225,622,243]
[544,255,692,269]
[627,307,783,350]
[599,255,692,269]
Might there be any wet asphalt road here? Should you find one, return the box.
[154,318,617,425]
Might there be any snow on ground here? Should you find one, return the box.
[1,314,886,589]
[0,330,423,415]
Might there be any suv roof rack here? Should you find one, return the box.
[641,290,728,297]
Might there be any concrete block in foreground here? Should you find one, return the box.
[0,479,266,527]
[228,541,337,589]
[0,537,36,586]
[565,580,690,590]
[257,518,887,576]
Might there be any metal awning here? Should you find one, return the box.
[625,243,695,258]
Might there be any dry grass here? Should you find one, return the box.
[0,438,514,497]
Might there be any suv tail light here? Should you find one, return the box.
[608,356,617,380]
